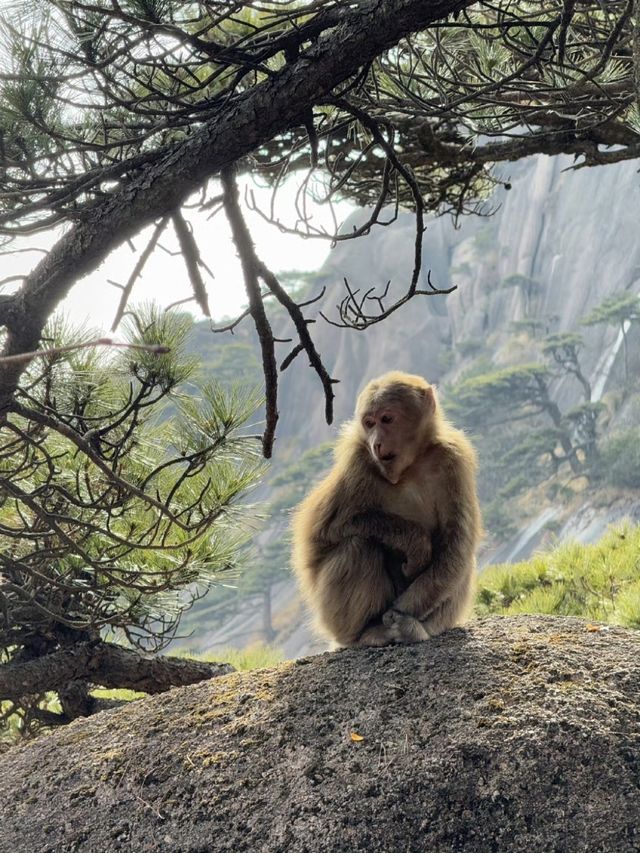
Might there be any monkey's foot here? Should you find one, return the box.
[355,623,395,647]
[382,608,430,643]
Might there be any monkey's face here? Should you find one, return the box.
[361,403,421,485]
[357,375,436,484]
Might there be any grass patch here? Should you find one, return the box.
[476,523,640,626]
[184,644,284,671]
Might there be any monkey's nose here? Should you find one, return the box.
[375,444,396,462]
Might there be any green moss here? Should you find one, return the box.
[91,687,145,702]
[174,643,284,674]
[206,645,284,671]
[97,748,125,762]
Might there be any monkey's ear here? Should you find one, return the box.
[423,385,436,414]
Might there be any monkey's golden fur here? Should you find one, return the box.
[291,371,482,647]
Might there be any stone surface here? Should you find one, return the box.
[2,615,640,852]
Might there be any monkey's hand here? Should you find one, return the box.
[382,608,430,644]
[403,536,432,580]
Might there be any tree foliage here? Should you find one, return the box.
[0,308,263,737]
[448,364,555,424]
[502,274,540,312]
[582,292,640,383]
[542,333,591,401]
[582,293,640,329]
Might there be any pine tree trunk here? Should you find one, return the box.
[1,642,234,706]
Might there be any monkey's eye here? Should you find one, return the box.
[381,414,394,424]
[363,418,375,429]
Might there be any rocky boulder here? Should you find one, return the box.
[2,616,640,852]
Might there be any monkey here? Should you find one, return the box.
[291,370,482,647]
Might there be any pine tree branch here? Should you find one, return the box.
[0,0,471,417]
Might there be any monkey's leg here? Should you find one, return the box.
[419,599,464,637]
[315,538,395,647]
[354,549,431,646]
[418,571,475,636]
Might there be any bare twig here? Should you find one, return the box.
[111,217,169,332]
[172,210,211,317]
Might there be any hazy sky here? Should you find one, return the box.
[4,175,354,335]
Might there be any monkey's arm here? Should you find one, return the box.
[322,509,431,577]
[389,452,481,620]
[343,510,431,573]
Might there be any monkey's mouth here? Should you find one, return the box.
[379,453,397,463]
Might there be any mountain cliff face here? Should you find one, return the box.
[275,154,640,447]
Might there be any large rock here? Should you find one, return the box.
[2,616,640,853]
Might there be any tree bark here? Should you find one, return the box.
[0,642,234,700]
[535,375,581,474]
[571,366,592,403]
[0,0,471,411]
